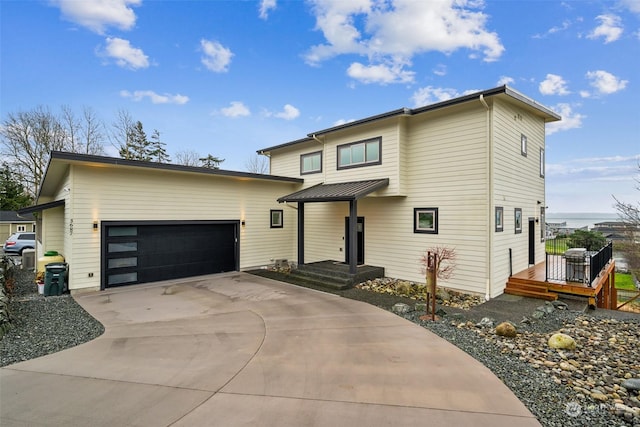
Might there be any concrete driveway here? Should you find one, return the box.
[1,272,540,426]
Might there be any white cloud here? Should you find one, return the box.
[200,39,233,72]
[102,37,149,69]
[533,19,571,39]
[586,70,628,95]
[333,118,356,126]
[497,76,515,86]
[587,14,623,43]
[273,104,300,120]
[433,64,447,76]
[620,0,640,14]
[411,86,459,107]
[347,62,414,84]
[410,86,478,108]
[305,0,504,85]
[220,101,251,118]
[259,0,277,19]
[539,74,570,96]
[52,0,140,34]
[120,90,189,104]
[546,103,585,135]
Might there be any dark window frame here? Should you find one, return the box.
[540,147,545,178]
[336,137,382,170]
[300,151,323,175]
[521,134,527,157]
[495,206,504,232]
[270,209,283,228]
[515,208,523,234]
[413,208,438,234]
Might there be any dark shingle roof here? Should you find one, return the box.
[277,179,389,203]
[0,211,35,222]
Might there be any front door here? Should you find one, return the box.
[528,219,536,265]
[345,216,364,265]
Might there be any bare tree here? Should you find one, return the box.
[614,164,640,279]
[174,150,201,167]
[0,106,67,196]
[245,154,269,174]
[80,106,105,155]
[110,109,135,158]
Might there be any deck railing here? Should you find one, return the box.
[545,241,613,284]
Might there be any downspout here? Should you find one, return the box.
[480,94,492,301]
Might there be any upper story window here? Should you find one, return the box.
[300,151,322,175]
[539,147,545,178]
[337,137,381,170]
[521,134,527,157]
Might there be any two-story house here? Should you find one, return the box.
[22,85,560,297]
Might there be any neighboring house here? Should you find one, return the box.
[592,221,638,241]
[22,85,560,297]
[0,211,36,242]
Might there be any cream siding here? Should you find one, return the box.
[490,99,547,297]
[56,165,298,291]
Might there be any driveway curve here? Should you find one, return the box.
[1,272,540,426]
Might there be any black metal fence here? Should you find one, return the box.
[545,241,613,284]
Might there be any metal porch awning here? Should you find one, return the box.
[17,200,65,215]
[277,178,389,203]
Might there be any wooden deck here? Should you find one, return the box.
[505,260,617,308]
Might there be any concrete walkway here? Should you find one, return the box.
[1,273,540,426]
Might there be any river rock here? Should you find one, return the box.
[392,303,410,314]
[622,378,640,392]
[548,333,576,350]
[495,322,517,338]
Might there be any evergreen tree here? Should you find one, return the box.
[149,130,170,163]
[0,162,33,210]
[199,154,225,169]
[119,121,152,161]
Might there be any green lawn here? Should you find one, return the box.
[616,273,637,290]
[546,237,569,255]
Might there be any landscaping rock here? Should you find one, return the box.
[477,317,495,328]
[622,379,640,392]
[548,333,577,350]
[495,321,517,338]
[392,303,411,314]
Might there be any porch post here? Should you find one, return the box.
[349,200,357,274]
[297,202,304,266]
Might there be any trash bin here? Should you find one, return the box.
[44,262,68,296]
[565,248,586,283]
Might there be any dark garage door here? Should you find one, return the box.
[103,221,238,288]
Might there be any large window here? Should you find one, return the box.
[300,151,322,175]
[337,137,381,169]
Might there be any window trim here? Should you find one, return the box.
[17,225,26,232]
[540,206,545,242]
[515,208,522,234]
[413,208,438,234]
[336,137,382,170]
[539,147,545,178]
[300,151,322,175]
[495,207,503,232]
[521,134,527,157]
[270,209,283,229]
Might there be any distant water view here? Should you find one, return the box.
[546,212,619,230]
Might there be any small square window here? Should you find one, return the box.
[414,208,438,234]
[495,207,503,232]
[300,151,322,175]
[521,134,527,157]
[270,209,283,228]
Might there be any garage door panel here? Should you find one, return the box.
[104,222,238,288]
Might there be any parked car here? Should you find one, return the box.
[3,232,36,255]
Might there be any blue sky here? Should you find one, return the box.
[1,0,638,213]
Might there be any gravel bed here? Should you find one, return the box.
[0,268,104,367]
